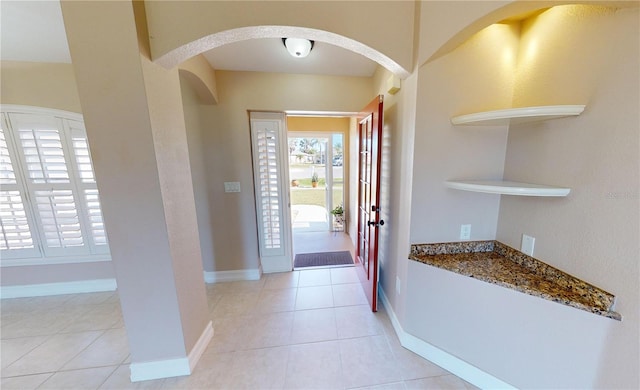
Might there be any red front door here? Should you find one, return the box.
[355,95,384,312]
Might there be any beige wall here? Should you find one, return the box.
[405,258,616,389]
[0,61,82,114]
[181,77,217,273]
[497,6,639,388]
[409,22,516,245]
[418,0,512,65]
[178,55,218,104]
[196,70,373,272]
[417,1,638,67]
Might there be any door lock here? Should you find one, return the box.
[368,220,385,227]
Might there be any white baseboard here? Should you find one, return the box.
[130,321,213,382]
[130,356,190,383]
[378,288,515,390]
[0,278,117,299]
[187,321,214,372]
[203,268,261,283]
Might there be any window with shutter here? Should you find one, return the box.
[1,107,110,265]
[257,127,282,250]
[250,112,293,273]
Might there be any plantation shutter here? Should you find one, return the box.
[4,111,111,260]
[0,114,40,258]
[64,119,109,254]
[250,112,292,273]
[9,113,87,257]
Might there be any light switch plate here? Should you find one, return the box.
[521,234,535,256]
[460,224,471,240]
[224,182,241,193]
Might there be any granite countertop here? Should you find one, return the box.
[410,240,621,321]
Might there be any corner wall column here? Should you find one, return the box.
[60,0,211,381]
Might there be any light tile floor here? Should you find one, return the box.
[1,268,477,389]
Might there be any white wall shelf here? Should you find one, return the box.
[445,180,571,197]
[450,105,586,126]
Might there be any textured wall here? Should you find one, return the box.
[181,77,217,273]
[498,6,639,388]
[409,23,516,245]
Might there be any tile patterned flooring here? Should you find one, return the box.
[1,268,477,389]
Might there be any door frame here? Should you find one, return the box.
[288,131,344,230]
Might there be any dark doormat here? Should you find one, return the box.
[294,251,354,268]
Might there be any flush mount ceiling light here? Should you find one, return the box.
[282,38,314,58]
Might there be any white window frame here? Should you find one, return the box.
[1,105,111,267]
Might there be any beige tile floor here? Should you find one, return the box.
[1,268,477,389]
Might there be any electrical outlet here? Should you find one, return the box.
[521,234,535,256]
[396,276,401,295]
[460,224,471,240]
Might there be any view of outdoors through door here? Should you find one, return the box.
[288,134,343,233]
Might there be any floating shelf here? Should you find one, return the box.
[445,180,571,197]
[451,105,585,126]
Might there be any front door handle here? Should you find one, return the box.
[368,220,385,227]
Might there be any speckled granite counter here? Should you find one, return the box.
[410,241,621,321]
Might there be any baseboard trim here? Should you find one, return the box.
[130,356,190,382]
[130,320,214,382]
[188,321,214,372]
[0,278,117,299]
[203,268,261,283]
[378,288,515,390]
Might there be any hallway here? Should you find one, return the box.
[1,268,476,389]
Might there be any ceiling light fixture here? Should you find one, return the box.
[282,38,314,58]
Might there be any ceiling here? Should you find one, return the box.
[1,1,378,77]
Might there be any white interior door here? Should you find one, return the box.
[250,112,293,273]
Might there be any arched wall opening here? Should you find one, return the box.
[142,1,416,78]
[155,25,411,79]
[420,1,640,67]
